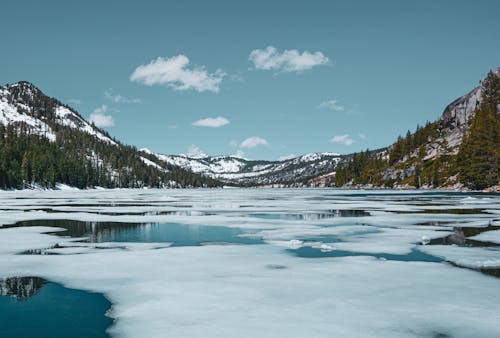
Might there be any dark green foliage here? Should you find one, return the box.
[0,82,222,189]
[0,123,222,189]
[335,150,388,187]
[335,70,499,189]
[457,71,500,189]
[388,121,438,165]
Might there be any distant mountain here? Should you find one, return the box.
[0,81,221,189]
[335,68,500,190]
[142,149,346,186]
[2,67,497,191]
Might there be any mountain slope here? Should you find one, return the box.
[143,150,346,186]
[0,81,222,189]
[335,68,500,190]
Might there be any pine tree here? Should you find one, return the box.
[457,71,500,189]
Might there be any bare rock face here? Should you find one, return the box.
[435,67,500,155]
[437,86,482,150]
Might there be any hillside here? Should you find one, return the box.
[1,68,498,190]
[334,68,500,190]
[143,150,346,186]
[0,81,221,189]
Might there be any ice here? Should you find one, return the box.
[0,240,500,337]
[0,226,75,254]
[420,245,500,268]
[323,227,452,255]
[0,189,499,337]
[470,229,500,244]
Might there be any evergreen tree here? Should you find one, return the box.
[457,71,500,189]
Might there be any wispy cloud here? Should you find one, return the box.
[67,98,82,105]
[89,105,115,127]
[318,99,344,112]
[192,116,230,128]
[233,149,246,158]
[330,134,354,145]
[240,136,269,149]
[130,55,225,93]
[358,133,367,140]
[168,124,178,129]
[186,145,207,158]
[104,88,142,104]
[249,46,329,73]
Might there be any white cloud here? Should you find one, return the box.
[229,140,238,147]
[130,55,225,93]
[330,134,354,145]
[318,100,344,112]
[89,105,115,127]
[186,145,207,158]
[67,98,82,105]
[240,136,269,149]
[168,124,178,129]
[358,133,367,140]
[92,105,110,115]
[234,149,246,158]
[192,116,230,128]
[104,89,142,104]
[249,46,329,73]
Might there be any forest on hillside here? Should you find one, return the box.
[0,123,222,189]
[334,71,500,190]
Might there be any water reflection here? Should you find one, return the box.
[12,220,262,247]
[249,209,369,220]
[0,277,46,299]
[0,277,112,338]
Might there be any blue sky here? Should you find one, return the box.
[1,0,499,160]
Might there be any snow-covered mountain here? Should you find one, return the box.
[142,149,346,185]
[0,81,116,145]
[0,81,221,189]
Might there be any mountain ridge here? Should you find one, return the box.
[0,67,498,190]
[0,81,221,189]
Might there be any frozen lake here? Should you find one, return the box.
[1,189,500,337]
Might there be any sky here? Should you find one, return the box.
[1,0,499,160]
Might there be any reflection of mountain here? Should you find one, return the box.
[0,277,46,299]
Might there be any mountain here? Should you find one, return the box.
[142,150,346,186]
[334,68,500,190]
[1,68,497,190]
[0,81,221,189]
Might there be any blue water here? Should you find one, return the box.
[0,277,112,338]
[290,247,443,262]
[12,220,262,247]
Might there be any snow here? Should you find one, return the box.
[0,98,56,141]
[55,106,117,145]
[0,190,499,337]
[470,229,500,244]
[0,226,69,255]
[420,245,500,269]
[144,150,342,184]
[139,156,167,172]
[1,234,500,337]
[0,86,116,145]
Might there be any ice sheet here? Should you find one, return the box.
[470,229,500,244]
[420,245,500,268]
[0,189,499,337]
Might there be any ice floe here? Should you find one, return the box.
[0,189,499,337]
